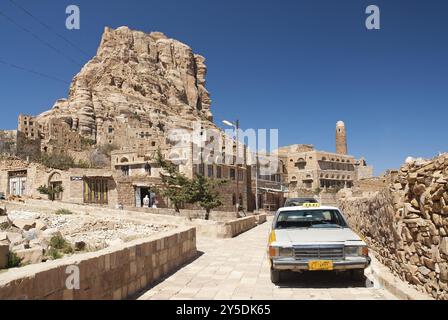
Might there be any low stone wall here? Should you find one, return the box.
[338,154,448,300]
[132,207,242,222]
[0,226,196,300]
[255,213,267,225]
[192,215,263,238]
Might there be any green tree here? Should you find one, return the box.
[190,174,227,220]
[37,185,64,201]
[155,150,194,212]
[155,150,228,218]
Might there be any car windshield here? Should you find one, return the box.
[275,209,347,229]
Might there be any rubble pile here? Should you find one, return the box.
[0,207,172,269]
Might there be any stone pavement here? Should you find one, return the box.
[137,218,397,300]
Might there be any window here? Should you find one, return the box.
[238,169,244,181]
[83,178,108,204]
[145,164,151,175]
[207,165,214,177]
[198,164,205,176]
[295,158,306,170]
[217,166,222,179]
[230,168,236,180]
[232,193,236,206]
[122,166,130,176]
[275,210,347,229]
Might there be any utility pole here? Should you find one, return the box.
[235,119,240,215]
[255,152,259,212]
[222,119,240,216]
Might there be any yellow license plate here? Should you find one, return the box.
[308,260,333,271]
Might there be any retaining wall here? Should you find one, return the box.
[0,226,196,300]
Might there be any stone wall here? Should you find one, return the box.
[0,226,196,300]
[338,154,448,300]
[192,214,265,238]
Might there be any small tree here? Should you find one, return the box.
[37,185,64,201]
[155,150,194,212]
[190,174,227,220]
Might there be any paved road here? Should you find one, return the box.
[137,218,397,300]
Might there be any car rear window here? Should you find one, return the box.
[275,209,347,229]
[284,198,317,206]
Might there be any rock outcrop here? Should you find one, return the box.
[35,26,214,144]
[338,153,448,300]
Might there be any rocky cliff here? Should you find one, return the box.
[338,154,448,299]
[35,26,214,142]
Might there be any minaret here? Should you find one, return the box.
[336,121,347,155]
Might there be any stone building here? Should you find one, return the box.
[278,121,373,195]
[247,152,288,211]
[17,114,83,154]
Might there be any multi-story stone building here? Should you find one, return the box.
[278,121,373,195]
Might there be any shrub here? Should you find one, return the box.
[50,235,69,250]
[80,137,96,149]
[62,246,74,254]
[47,235,74,259]
[37,185,64,201]
[47,248,62,260]
[7,251,23,268]
[55,208,73,215]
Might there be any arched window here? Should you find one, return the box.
[120,157,129,163]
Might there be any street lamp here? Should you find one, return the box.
[222,119,240,215]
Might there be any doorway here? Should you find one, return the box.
[135,186,155,208]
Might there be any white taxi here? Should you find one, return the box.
[268,203,370,283]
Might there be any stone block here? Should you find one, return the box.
[11,219,36,231]
[0,216,11,230]
[14,247,43,265]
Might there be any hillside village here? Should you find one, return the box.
[0,27,373,214]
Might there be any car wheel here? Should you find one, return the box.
[350,269,365,282]
[270,269,282,284]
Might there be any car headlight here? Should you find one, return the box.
[345,246,368,257]
[279,247,293,257]
[269,246,293,257]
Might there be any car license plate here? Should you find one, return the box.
[308,260,333,271]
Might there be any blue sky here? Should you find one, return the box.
[0,0,447,175]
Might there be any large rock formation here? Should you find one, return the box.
[36,26,214,144]
[338,153,448,300]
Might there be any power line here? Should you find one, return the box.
[0,8,82,67]
[8,0,91,58]
[0,57,70,84]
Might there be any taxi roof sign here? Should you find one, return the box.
[302,203,320,208]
